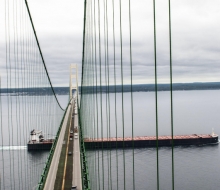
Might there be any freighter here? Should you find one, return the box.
[27,129,54,151]
[84,131,219,149]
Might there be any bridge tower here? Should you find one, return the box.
[69,64,78,99]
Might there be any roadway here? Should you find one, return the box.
[43,99,73,190]
[43,97,82,190]
[72,98,82,190]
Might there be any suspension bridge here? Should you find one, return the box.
[1,0,220,189]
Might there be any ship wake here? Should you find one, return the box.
[0,145,27,150]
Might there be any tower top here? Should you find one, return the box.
[69,64,78,99]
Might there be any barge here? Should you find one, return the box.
[84,132,218,150]
[27,129,54,151]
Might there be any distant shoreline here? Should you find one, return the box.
[79,82,220,94]
[1,82,220,95]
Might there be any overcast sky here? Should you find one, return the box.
[28,0,84,87]
[1,0,220,87]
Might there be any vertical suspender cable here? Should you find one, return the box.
[103,0,107,187]
[97,1,101,189]
[103,0,112,188]
[100,0,104,187]
[153,0,159,189]
[5,1,14,188]
[90,1,95,189]
[2,0,64,189]
[119,0,126,189]
[94,1,101,189]
[97,0,105,188]
[10,0,16,187]
[168,0,175,189]
[0,76,5,189]
[111,0,119,189]
[106,1,112,189]
[128,0,135,189]
[13,1,21,187]
[17,1,23,188]
[23,9,30,189]
[20,1,27,187]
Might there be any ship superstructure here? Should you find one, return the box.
[27,129,54,151]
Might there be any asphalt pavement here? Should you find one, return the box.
[44,100,72,190]
[72,99,82,190]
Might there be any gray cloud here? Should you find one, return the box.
[1,0,220,88]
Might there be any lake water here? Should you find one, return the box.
[1,90,220,189]
[86,90,220,190]
[0,95,68,190]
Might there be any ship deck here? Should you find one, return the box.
[28,139,54,144]
[84,134,218,149]
[84,134,217,142]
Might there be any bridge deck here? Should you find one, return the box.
[44,98,82,190]
[72,99,82,190]
[44,100,72,189]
